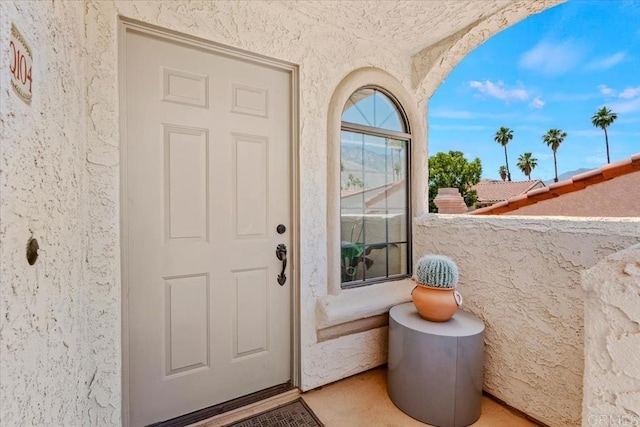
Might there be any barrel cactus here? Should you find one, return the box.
[415,255,459,288]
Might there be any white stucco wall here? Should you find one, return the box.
[87,5,419,423]
[0,1,89,425]
[85,3,554,423]
[414,215,640,427]
[2,1,563,425]
[582,244,640,426]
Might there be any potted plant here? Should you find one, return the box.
[411,254,463,322]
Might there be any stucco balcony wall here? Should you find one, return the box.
[413,215,640,427]
[582,244,640,425]
[1,1,564,425]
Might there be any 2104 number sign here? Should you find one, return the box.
[9,24,33,104]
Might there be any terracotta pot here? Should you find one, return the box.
[411,284,463,322]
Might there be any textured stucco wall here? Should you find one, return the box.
[87,3,418,422]
[0,1,89,425]
[413,0,562,99]
[414,215,640,427]
[505,172,640,217]
[2,1,563,425]
[86,3,552,419]
[582,244,640,425]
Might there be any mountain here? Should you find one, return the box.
[544,168,591,185]
[341,145,399,189]
[341,146,389,173]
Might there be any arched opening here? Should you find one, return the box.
[425,1,640,216]
[414,3,640,426]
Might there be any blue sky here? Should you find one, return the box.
[428,0,640,181]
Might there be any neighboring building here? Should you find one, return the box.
[472,154,640,216]
[472,180,545,209]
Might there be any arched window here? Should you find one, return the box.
[340,87,411,288]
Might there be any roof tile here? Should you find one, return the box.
[526,186,552,198]
[548,179,578,195]
[572,168,603,183]
[471,153,640,215]
[472,180,544,203]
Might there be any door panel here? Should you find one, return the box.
[164,125,209,241]
[165,274,209,376]
[125,29,292,426]
[233,133,269,238]
[233,268,269,359]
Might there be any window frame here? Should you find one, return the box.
[339,86,413,289]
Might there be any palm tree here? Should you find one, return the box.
[498,166,507,181]
[494,127,513,181]
[393,162,401,181]
[387,139,404,181]
[591,106,618,164]
[542,128,567,183]
[517,152,538,180]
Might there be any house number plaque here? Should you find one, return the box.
[9,23,33,105]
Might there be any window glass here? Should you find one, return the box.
[340,91,410,287]
[342,88,404,132]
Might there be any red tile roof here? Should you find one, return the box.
[472,180,545,204]
[471,153,640,215]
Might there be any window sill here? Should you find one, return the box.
[316,278,415,329]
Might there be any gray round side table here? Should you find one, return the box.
[387,303,485,427]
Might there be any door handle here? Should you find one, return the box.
[276,244,287,286]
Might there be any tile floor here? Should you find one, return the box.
[303,367,539,427]
[195,366,539,427]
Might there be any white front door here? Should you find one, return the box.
[123,28,292,426]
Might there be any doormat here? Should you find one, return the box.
[223,398,324,427]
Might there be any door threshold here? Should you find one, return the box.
[149,383,298,427]
[189,388,301,427]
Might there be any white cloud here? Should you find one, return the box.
[519,40,584,76]
[529,97,545,109]
[607,97,640,114]
[588,85,640,105]
[468,80,529,102]
[619,86,640,99]
[586,51,627,70]
[598,84,616,97]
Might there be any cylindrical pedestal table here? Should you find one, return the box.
[388,303,485,427]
